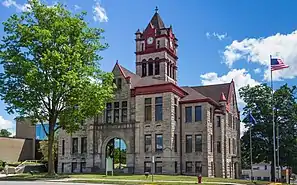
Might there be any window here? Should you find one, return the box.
[174,134,177,152]
[195,134,202,152]
[81,137,87,154]
[114,102,120,123]
[141,43,144,51]
[62,140,65,155]
[167,63,170,76]
[144,162,151,173]
[174,98,178,121]
[142,63,147,77]
[155,97,163,121]
[228,138,231,154]
[195,106,202,122]
[145,134,152,152]
[144,98,152,121]
[117,78,122,90]
[106,103,112,123]
[233,117,237,130]
[210,107,213,122]
[121,101,128,122]
[61,163,64,173]
[175,161,178,173]
[228,113,232,127]
[264,165,267,170]
[263,177,269,181]
[217,141,221,153]
[71,162,77,173]
[157,40,160,48]
[72,138,78,154]
[155,134,163,152]
[210,135,213,152]
[186,135,192,153]
[172,67,175,80]
[186,162,192,173]
[155,62,160,75]
[155,161,162,173]
[232,138,236,154]
[211,162,214,176]
[185,107,192,123]
[195,161,202,174]
[257,177,261,181]
[80,162,86,173]
[148,62,153,76]
[217,116,221,127]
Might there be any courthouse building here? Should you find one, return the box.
[58,8,241,178]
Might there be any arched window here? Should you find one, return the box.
[155,62,160,75]
[148,62,153,76]
[142,60,147,77]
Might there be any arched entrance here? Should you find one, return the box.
[105,137,127,172]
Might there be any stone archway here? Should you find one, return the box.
[101,136,134,173]
[105,137,127,171]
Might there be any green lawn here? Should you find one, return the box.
[0,173,276,185]
[69,174,269,185]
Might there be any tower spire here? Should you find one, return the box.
[155,6,158,13]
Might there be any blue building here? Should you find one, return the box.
[36,123,49,140]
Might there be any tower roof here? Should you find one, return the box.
[145,6,165,31]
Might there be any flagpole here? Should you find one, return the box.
[277,117,280,181]
[270,55,276,183]
[249,119,253,182]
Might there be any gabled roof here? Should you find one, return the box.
[145,11,166,32]
[113,62,234,106]
[116,63,169,88]
[191,83,231,103]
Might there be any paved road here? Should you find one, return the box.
[0,181,114,185]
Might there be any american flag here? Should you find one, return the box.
[270,58,289,71]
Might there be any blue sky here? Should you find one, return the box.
[0,0,296,136]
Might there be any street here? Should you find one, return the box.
[0,181,114,185]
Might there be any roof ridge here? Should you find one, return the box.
[191,82,231,88]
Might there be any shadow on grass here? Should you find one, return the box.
[0,173,69,181]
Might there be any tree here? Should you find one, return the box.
[0,0,114,175]
[0,129,11,137]
[39,135,58,161]
[240,84,297,181]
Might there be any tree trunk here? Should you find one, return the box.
[47,120,55,175]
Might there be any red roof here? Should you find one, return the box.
[115,63,233,106]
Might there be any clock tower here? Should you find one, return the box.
[135,7,178,84]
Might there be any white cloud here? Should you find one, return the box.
[74,4,81,10]
[0,116,15,136]
[201,69,260,136]
[2,0,31,12]
[254,68,261,74]
[223,30,297,81]
[93,1,108,22]
[206,32,228,41]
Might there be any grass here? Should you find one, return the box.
[0,173,282,185]
[70,180,231,185]
[0,173,69,181]
[69,174,270,185]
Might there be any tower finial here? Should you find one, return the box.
[155,6,158,13]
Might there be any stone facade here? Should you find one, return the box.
[57,8,241,178]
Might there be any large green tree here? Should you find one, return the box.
[240,84,297,181]
[0,129,11,137]
[0,0,114,175]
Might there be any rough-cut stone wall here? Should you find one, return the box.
[180,102,209,176]
[134,92,178,174]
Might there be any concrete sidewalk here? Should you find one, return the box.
[48,177,247,185]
